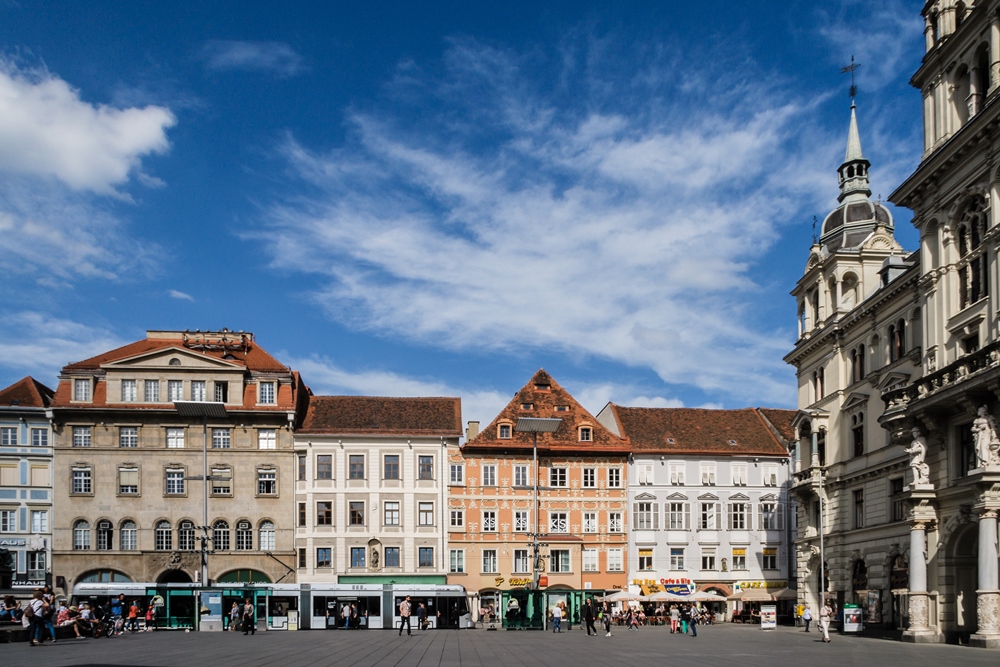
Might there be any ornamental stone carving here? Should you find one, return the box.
[909,594,929,629]
[976,592,1000,635]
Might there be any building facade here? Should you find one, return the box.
[0,377,55,590]
[50,330,305,597]
[448,370,630,628]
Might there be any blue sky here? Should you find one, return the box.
[0,1,925,426]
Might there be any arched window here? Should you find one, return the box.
[155,521,172,550]
[213,520,230,551]
[236,520,253,551]
[120,520,137,550]
[73,520,91,550]
[178,520,195,551]
[96,519,113,550]
[259,521,275,551]
[958,197,988,308]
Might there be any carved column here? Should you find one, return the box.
[970,508,1000,648]
[903,490,942,643]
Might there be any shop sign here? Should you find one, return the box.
[0,538,27,547]
[495,576,533,588]
[735,581,787,591]
[13,579,46,587]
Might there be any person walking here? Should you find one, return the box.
[689,605,698,637]
[818,601,832,643]
[25,589,47,646]
[803,605,812,632]
[584,598,597,636]
[398,596,412,636]
[229,602,240,631]
[417,603,428,631]
[680,604,689,634]
[602,602,612,637]
[669,604,680,633]
[342,603,351,629]
[242,598,255,635]
[551,603,562,633]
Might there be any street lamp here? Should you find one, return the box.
[514,418,562,594]
[174,401,228,587]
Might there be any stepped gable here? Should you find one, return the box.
[299,395,462,436]
[0,376,54,408]
[606,405,789,456]
[463,369,630,454]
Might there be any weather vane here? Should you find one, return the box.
[841,55,861,102]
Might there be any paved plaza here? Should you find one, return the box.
[5,623,998,667]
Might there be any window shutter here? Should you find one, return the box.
[684,503,691,530]
[776,505,785,531]
[701,470,709,485]
[652,504,659,530]
[709,469,716,485]
[715,503,722,530]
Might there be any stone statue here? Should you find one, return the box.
[371,548,379,569]
[904,428,930,485]
[971,406,999,468]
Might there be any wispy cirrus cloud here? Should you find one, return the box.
[200,40,304,77]
[168,289,194,301]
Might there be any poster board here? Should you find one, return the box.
[842,604,863,633]
[760,604,777,630]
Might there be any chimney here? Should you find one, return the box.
[466,421,480,440]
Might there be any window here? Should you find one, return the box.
[121,379,137,402]
[637,463,654,485]
[583,548,598,572]
[119,426,138,448]
[520,402,533,410]
[482,510,497,532]
[418,502,434,526]
[418,547,434,567]
[316,548,332,568]
[549,512,568,533]
[31,428,47,447]
[851,413,865,458]
[513,549,530,573]
[259,381,276,404]
[165,469,185,495]
[191,381,206,402]
[97,521,115,549]
[579,427,592,442]
[383,455,399,480]
[72,467,92,494]
[349,501,365,526]
[74,378,91,401]
[633,502,658,530]
[213,520,230,550]
[418,455,434,480]
[608,512,622,533]
[298,455,306,481]
[670,548,685,570]
[583,512,597,533]
[549,467,567,487]
[214,382,228,403]
[31,510,47,533]
[701,548,716,571]
[144,380,159,402]
[232,520,251,550]
[482,549,497,573]
[0,510,13,532]
[482,464,496,486]
[317,455,333,480]
[118,467,139,495]
[317,501,332,525]
[384,501,400,526]
[728,502,747,530]
[211,467,230,495]
[259,521,275,550]
[669,462,685,485]
[384,547,400,567]
[732,464,747,486]
[298,549,306,568]
[608,548,623,571]
[298,502,306,527]
[699,502,720,530]
[257,470,278,496]
[168,380,183,401]
[638,548,653,571]
[854,489,864,528]
[813,367,825,400]
[498,424,511,439]
[351,547,366,568]
[760,502,784,530]
[555,405,569,412]
[258,429,276,450]
[349,455,365,479]
[120,520,136,550]
[178,520,195,551]
[668,501,690,530]
[450,550,465,573]
[207,428,229,449]
[73,520,91,549]
[0,426,15,446]
[154,520,171,550]
[514,510,528,532]
[762,547,778,570]
[550,549,570,572]
[701,463,716,486]
[514,465,528,487]
[958,197,988,308]
[891,477,906,522]
[732,548,746,570]
[608,467,621,488]
[72,426,91,447]
[450,464,464,485]
[450,509,464,528]
[166,427,184,448]
[582,468,596,487]
[763,464,778,487]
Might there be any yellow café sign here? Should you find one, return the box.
[736,581,787,590]
[494,577,533,588]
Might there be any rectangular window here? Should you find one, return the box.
[31,510,47,533]
[317,455,333,480]
[168,380,183,401]
[891,477,906,522]
[732,548,747,570]
[121,379,137,402]
[482,549,497,573]
[316,548,332,568]
[637,463,653,485]
[498,424,511,439]
[732,464,748,486]
[211,467,230,495]
[214,382,228,403]
[119,426,138,448]
[763,464,778,486]
[728,502,747,530]
[854,489,864,528]
[700,502,720,530]
[514,510,529,532]
[298,502,306,527]
[482,464,496,486]
[549,468,567,487]
[582,467,596,488]
[418,547,434,567]
[583,548,598,572]
[700,463,716,486]
[0,510,13,532]
[762,547,778,570]
[298,455,306,481]
[27,551,45,580]
[482,510,497,532]
[211,428,230,449]
[118,467,139,495]
[257,469,276,495]
[670,547,685,570]
[701,548,716,571]
[349,501,365,526]
[0,426,16,446]
[72,468,92,494]
[165,469,185,495]
[191,380,206,402]
[317,501,333,525]
[418,455,434,480]
[549,512,568,533]
[550,549,570,573]
[760,502,784,531]
[258,429,276,450]
[298,548,306,568]
[259,381,276,404]
[668,502,689,530]
[513,549,530,573]
[669,462,685,485]
[633,502,658,530]
[383,455,399,479]
[72,426,91,448]
[609,512,622,533]
[73,378,90,401]
[384,501,400,526]
[450,509,464,528]
[579,427,592,441]
[349,455,365,479]
[638,548,653,571]
[144,379,159,402]
[608,467,621,488]
[31,428,47,447]
[166,427,184,449]
[384,547,400,567]
[514,465,528,487]
[450,549,465,573]
[450,464,464,484]
[583,512,597,533]
[608,548,623,572]
[418,502,434,526]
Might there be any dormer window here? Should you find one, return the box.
[521,403,534,410]
[534,383,551,391]
[554,405,569,412]
[579,427,592,442]
[498,424,512,439]
[259,381,276,405]
[73,378,91,402]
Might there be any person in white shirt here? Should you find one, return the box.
[552,604,563,633]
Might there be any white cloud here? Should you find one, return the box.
[201,40,303,77]
[168,289,194,301]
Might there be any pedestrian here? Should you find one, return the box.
[669,604,679,633]
[342,602,351,629]
[242,598,255,635]
[25,589,47,646]
[418,603,428,631]
[602,602,612,637]
[803,604,812,632]
[127,600,139,632]
[818,601,832,643]
[398,596,412,636]
[229,602,240,631]
[680,604,689,634]
[584,598,597,636]
[689,605,698,637]
[552,603,562,633]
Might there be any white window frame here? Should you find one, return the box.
[607,547,623,571]
[144,379,160,402]
[71,467,92,494]
[259,381,276,404]
[670,547,685,570]
[449,549,465,573]
[633,502,658,530]
[168,380,183,401]
[258,428,276,450]
[165,468,185,495]
[608,511,622,533]
[121,379,137,402]
[608,467,622,488]
[763,464,778,487]
[759,501,784,531]
[119,426,138,448]
[728,502,748,530]
[450,509,464,528]
[450,464,464,485]
[701,548,717,571]
[191,380,206,402]
[732,463,748,486]
[73,378,91,401]
[514,510,529,532]
[667,501,690,530]
[550,549,571,572]
[700,462,716,486]
[582,548,598,572]
[513,549,530,574]
[549,467,567,487]
[514,465,528,487]
[166,427,185,449]
[582,467,596,488]
[72,426,91,448]
[637,463,654,485]
[31,510,48,533]
[384,501,401,526]
[549,511,568,533]
[583,511,597,533]
[699,502,721,530]
[669,462,685,485]
[212,428,230,449]
[482,510,497,532]
[482,464,497,487]
[256,469,276,495]
[118,467,139,495]
[482,549,498,573]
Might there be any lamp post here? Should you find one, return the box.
[514,418,562,603]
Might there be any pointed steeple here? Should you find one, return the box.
[837,102,871,203]
[845,103,863,162]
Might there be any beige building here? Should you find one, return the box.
[50,330,307,595]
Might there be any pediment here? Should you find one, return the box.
[665,492,689,501]
[728,492,750,501]
[862,234,902,252]
[697,493,719,501]
[759,493,778,501]
[842,391,869,412]
[633,492,658,501]
[875,372,910,393]
[103,347,244,371]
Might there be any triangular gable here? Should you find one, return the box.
[841,392,869,412]
[759,493,778,501]
[697,493,719,501]
[728,492,750,501]
[102,346,244,370]
[665,492,689,501]
[875,371,911,393]
[633,492,658,501]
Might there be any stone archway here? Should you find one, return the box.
[949,523,978,637]
[156,569,193,584]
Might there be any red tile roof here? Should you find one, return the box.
[299,396,462,436]
[605,405,792,456]
[756,408,797,443]
[0,376,54,408]
[463,369,630,455]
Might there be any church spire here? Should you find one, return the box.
[837,101,871,203]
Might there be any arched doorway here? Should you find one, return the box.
[216,569,271,584]
[157,569,193,584]
[950,524,978,639]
